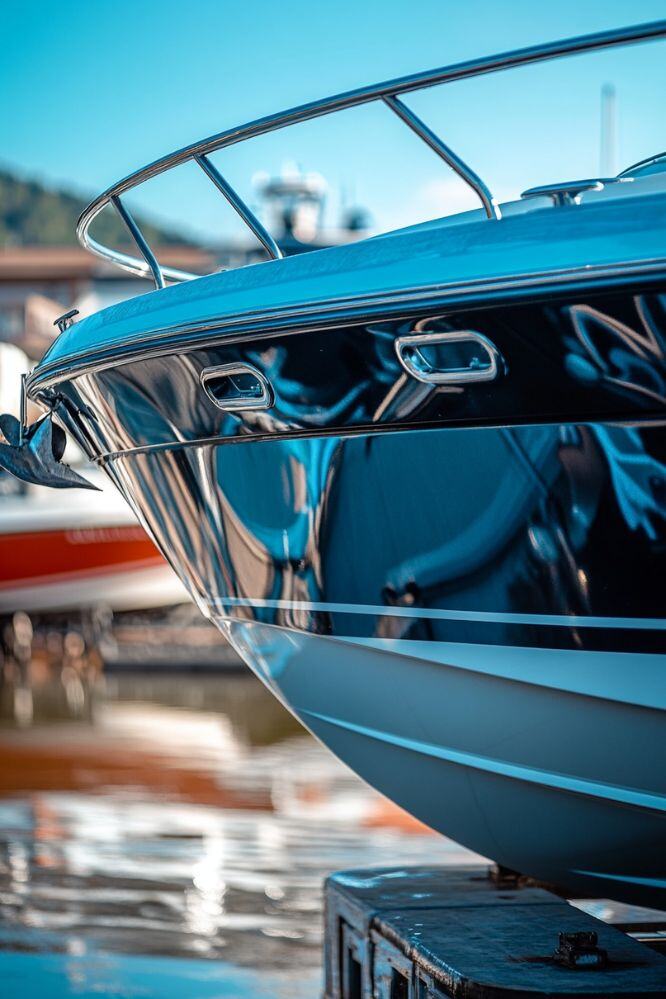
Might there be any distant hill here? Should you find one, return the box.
[0,169,189,248]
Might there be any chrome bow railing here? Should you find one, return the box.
[77,20,666,289]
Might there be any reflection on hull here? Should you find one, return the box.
[101,419,666,907]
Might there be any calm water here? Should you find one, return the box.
[0,671,480,997]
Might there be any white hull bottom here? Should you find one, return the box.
[213,614,666,909]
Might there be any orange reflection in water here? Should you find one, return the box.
[0,734,272,810]
[0,673,436,833]
[0,673,481,981]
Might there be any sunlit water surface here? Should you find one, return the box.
[0,672,480,997]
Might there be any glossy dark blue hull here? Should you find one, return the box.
[94,418,666,907]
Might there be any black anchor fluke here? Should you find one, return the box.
[0,413,99,490]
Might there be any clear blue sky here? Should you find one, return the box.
[1,0,665,242]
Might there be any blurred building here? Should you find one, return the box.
[0,246,215,361]
[0,167,370,363]
[253,164,371,256]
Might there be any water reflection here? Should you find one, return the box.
[0,672,479,997]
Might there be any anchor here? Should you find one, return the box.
[0,374,98,491]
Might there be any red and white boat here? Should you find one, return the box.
[0,473,187,614]
[0,343,187,616]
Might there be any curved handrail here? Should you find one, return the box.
[619,150,666,178]
[77,19,666,287]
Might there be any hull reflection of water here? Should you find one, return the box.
[0,673,478,994]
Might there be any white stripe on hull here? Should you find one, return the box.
[208,596,666,630]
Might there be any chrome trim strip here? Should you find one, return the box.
[209,596,666,630]
[85,411,666,463]
[28,255,666,393]
[302,709,666,812]
[76,21,666,284]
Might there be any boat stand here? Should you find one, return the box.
[324,865,666,998]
